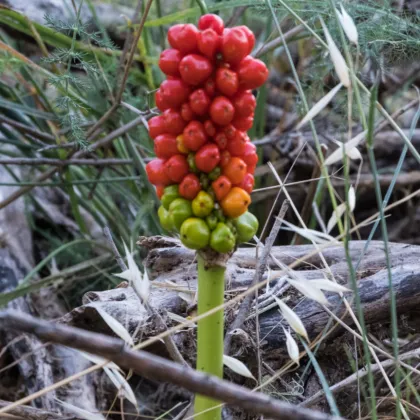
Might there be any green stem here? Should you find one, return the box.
[195,0,209,14]
[194,254,225,420]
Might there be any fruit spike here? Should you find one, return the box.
[145,14,268,253]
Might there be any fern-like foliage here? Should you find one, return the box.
[42,2,115,148]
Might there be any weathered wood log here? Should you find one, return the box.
[63,239,420,361]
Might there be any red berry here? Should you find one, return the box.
[223,157,247,184]
[227,130,248,156]
[159,49,182,77]
[212,175,232,201]
[159,79,190,109]
[237,26,255,54]
[195,143,220,173]
[220,150,231,168]
[233,90,256,117]
[146,158,171,186]
[156,185,165,199]
[189,89,211,116]
[247,163,256,174]
[214,132,228,150]
[179,54,213,86]
[168,24,198,54]
[148,115,166,139]
[181,103,195,121]
[237,56,269,89]
[198,14,224,35]
[241,142,259,168]
[164,154,189,183]
[155,89,170,111]
[179,173,201,200]
[215,67,239,97]
[183,120,208,151]
[238,173,254,193]
[209,96,235,126]
[221,28,249,65]
[204,120,216,137]
[223,124,236,139]
[197,29,221,59]
[162,109,186,135]
[232,114,254,131]
[154,134,178,159]
[204,78,216,97]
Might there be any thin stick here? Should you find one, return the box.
[0,115,56,142]
[0,115,145,210]
[0,399,68,420]
[114,0,154,105]
[103,226,128,271]
[301,346,420,408]
[0,158,133,167]
[0,310,341,420]
[254,25,305,58]
[224,200,289,354]
[293,146,327,245]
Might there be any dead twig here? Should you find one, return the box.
[0,310,342,420]
[0,114,145,210]
[0,158,133,167]
[0,399,75,420]
[224,200,290,354]
[254,25,305,58]
[301,344,420,408]
[0,115,56,143]
[85,0,153,138]
[294,146,327,245]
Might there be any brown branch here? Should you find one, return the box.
[0,115,56,143]
[0,310,341,420]
[0,115,145,210]
[85,0,153,138]
[0,158,133,167]
[0,399,75,420]
[225,6,248,27]
[37,143,78,152]
[254,25,304,58]
[300,346,420,408]
[115,0,154,105]
[224,200,290,354]
[294,146,327,245]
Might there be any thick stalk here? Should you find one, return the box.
[194,254,225,420]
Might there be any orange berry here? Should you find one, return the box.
[223,156,247,184]
[220,187,251,218]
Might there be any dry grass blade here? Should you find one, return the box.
[55,399,105,420]
[273,297,309,341]
[223,355,255,380]
[103,367,138,409]
[282,327,300,366]
[320,18,350,87]
[96,307,134,346]
[296,83,343,129]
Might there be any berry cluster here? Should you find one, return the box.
[146,14,268,253]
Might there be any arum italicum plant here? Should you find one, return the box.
[145,13,268,420]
